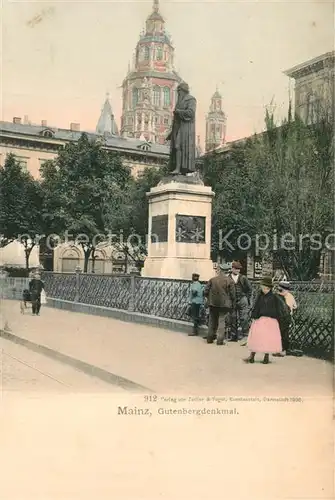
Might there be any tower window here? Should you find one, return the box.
[163,87,170,106]
[132,88,139,107]
[153,86,161,107]
[144,46,150,60]
[156,46,163,60]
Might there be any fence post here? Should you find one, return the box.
[128,272,137,312]
[75,266,81,302]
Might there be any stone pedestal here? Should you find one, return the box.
[142,175,215,281]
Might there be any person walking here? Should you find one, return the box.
[244,276,291,364]
[204,264,236,346]
[274,281,297,356]
[227,261,252,342]
[29,271,45,316]
[188,273,204,336]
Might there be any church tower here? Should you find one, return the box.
[96,93,119,136]
[120,0,181,144]
[205,88,226,152]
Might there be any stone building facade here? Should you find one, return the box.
[0,108,169,180]
[120,0,181,144]
[284,51,334,124]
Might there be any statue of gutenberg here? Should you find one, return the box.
[166,82,196,175]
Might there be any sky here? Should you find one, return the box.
[1,0,334,145]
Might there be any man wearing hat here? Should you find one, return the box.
[227,261,252,342]
[188,272,204,336]
[29,271,45,315]
[203,265,236,345]
[166,81,196,175]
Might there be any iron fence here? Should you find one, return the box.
[1,272,333,359]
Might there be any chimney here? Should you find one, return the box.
[70,122,80,132]
[24,115,29,125]
[13,117,22,124]
[41,120,47,127]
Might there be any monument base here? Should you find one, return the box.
[142,256,215,281]
[141,177,215,281]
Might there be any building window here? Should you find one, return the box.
[144,46,150,60]
[132,88,139,107]
[156,46,163,60]
[42,130,54,138]
[163,87,170,106]
[153,86,161,107]
[164,116,169,125]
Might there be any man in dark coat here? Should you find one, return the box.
[204,264,236,345]
[227,261,252,342]
[29,271,45,315]
[166,82,196,175]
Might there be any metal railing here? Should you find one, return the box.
[1,272,334,359]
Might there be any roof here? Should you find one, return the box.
[0,120,170,157]
[284,51,335,79]
[96,96,119,136]
[147,11,164,22]
[212,90,222,99]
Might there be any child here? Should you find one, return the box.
[244,276,291,364]
[188,273,204,336]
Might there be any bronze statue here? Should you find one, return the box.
[166,82,196,175]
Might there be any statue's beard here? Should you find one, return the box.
[176,92,186,107]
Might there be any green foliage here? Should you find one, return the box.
[41,133,132,272]
[202,111,334,280]
[104,164,167,268]
[0,153,45,268]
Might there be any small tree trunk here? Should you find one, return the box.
[84,253,89,273]
[124,246,128,274]
[91,248,96,273]
[24,243,34,270]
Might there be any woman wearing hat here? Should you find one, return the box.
[244,276,291,364]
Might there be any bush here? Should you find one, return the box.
[2,267,32,277]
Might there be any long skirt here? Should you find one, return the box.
[247,317,282,354]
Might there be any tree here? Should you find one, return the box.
[41,133,132,272]
[201,107,334,280]
[104,164,168,271]
[0,153,45,268]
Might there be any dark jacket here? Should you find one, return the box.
[204,273,236,309]
[29,278,44,300]
[228,273,252,303]
[251,290,291,333]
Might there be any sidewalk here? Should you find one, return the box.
[1,299,332,396]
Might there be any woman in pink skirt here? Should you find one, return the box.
[244,276,291,364]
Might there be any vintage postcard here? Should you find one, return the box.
[0,0,334,498]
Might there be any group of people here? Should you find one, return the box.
[188,261,297,364]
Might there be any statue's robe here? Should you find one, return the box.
[169,94,196,174]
